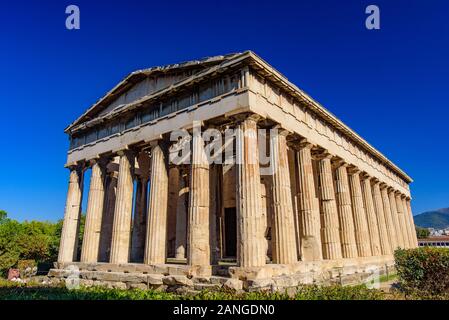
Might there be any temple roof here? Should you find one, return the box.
[65,52,243,132]
[65,51,412,183]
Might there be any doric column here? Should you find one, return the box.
[405,198,418,248]
[187,125,211,271]
[348,169,371,257]
[236,116,266,267]
[361,175,381,256]
[269,128,297,264]
[58,165,84,263]
[81,160,107,263]
[334,163,358,259]
[109,150,135,264]
[380,185,398,252]
[401,196,414,248]
[175,168,188,259]
[316,152,342,260]
[395,193,409,249]
[296,141,322,261]
[372,181,392,255]
[131,176,149,262]
[388,189,405,248]
[98,170,117,262]
[144,143,169,264]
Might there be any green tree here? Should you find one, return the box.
[0,210,7,222]
[0,212,85,276]
[415,226,430,239]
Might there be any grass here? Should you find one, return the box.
[0,279,390,300]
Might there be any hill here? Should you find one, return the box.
[414,208,449,229]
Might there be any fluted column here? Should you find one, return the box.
[401,196,414,248]
[175,168,188,259]
[187,126,211,271]
[361,175,381,256]
[144,143,169,264]
[372,181,391,255]
[348,169,371,257]
[270,129,297,264]
[316,153,342,260]
[296,141,322,261]
[81,160,106,263]
[99,170,117,262]
[405,198,418,247]
[110,151,135,264]
[334,163,358,258]
[380,185,398,252]
[131,176,149,262]
[58,165,84,263]
[388,189,404,248]
[395,193,409,249]
[236,116,266,267]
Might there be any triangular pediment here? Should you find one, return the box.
[65,52,243,132]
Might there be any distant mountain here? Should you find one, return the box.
[414,208,449,229]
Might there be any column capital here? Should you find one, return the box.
[65,160,86,170]
[360,172,371,180]
[332,157,348,169]
[387,186,396,193]
[298,139,314,150]
[234,113,262,125]
[347,165,361,175]
[379,182,388,189]
[87,156,110,169]
[312,148,333,161]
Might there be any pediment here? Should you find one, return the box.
[66,53,243,132]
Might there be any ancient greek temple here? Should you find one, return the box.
[51,51,418,291]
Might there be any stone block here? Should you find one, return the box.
[245,279,273,291]
[272,276,297,288]
[147,274,164,285]
[162,275,194,287]
[167,265,191,276]
[192,276,211,284]
[223,278,243,291]
[210,276,228,285]
[111,282,127,290]
[229,266,273,280]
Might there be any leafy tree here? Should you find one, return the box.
[415,226,430,239]
[0,210,85,276]
[0,210,7,222]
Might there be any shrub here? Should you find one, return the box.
[395,247,449,298]
[415,227,430,239]
[294,284,384,300]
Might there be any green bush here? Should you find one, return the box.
[0,210,86,277]
[395,247,449,298]
[415,227,430,239]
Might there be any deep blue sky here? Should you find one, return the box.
[1,0,448,221]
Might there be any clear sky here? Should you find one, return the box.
[1,0,448,221]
